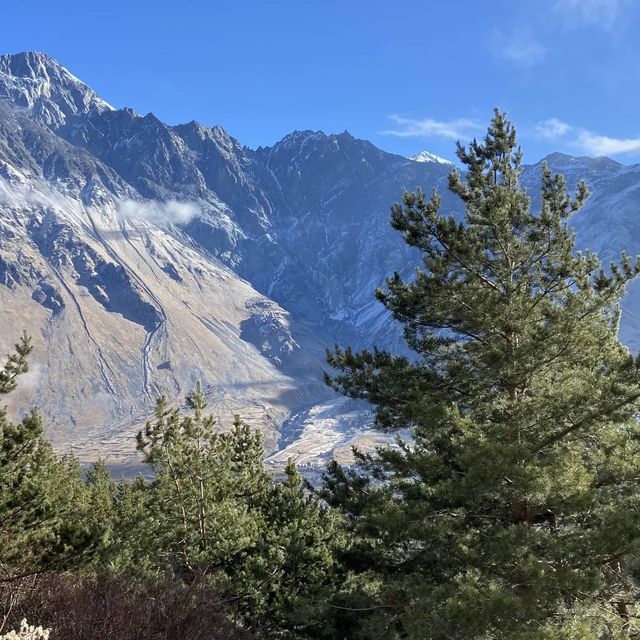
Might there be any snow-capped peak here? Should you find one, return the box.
[0,51,114,128]
[409,150,453,165]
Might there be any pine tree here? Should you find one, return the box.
[0,331,31,393]
[104,473,155,576]
[132,385,341,639]
[323,111,640,639]
[79,459,119,567]
[135,384,269,576]
[0,334,92,581]
[247,460,345,639]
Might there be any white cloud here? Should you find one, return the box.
[14,361,43,395]
[491,29,547,66]
[534,118,572,140]
[0,180,201,227]
[533,117,640,156]
[554,0,627,29]
[575,131,640,156]
[118,199,200,226]
[382,116,483,140]
[0,177,74,210]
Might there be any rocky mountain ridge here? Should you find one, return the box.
[2,52,640,469]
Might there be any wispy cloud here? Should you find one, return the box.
[576,131,640,156]
[382,116,483,140]
[0,179,201,228]
[534,118,572,140]
[554,0,628,29]
[118,199,200,226]
[490,29,547,66]
[488,0,629,68]
[533,117,640,156]
[0,177,79,211]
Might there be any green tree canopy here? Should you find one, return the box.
[323,111,640,639]
[0,333,93,582]
[125,384,343,639]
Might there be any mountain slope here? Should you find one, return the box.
[0,51,112,127]
[3,52,640,468]
[0,56,331,464]
[0,136,329,462]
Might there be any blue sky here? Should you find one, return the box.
[4,0,640,163]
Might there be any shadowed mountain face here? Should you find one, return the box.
[2,52,640,467]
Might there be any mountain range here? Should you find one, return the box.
[2,51,640,471]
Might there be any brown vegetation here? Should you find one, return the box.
[0,574,250,640]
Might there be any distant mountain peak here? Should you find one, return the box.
[0,51,60,75]
[0,50,113,128]
[122,106,140,118]
[542,151,622,168]
[409,150,453,165]
[277,129,325,145]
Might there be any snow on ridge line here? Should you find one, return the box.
[409,150,453,165]
[0,51,115,113]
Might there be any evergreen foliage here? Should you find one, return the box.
[323,111,640,639]
[0,334,94,581]
[0,347,341,639]
[248,459,344,638]
[6,111,640,639]
[134,384,269,577]
[119,384,342,639]
[0,331,31,393]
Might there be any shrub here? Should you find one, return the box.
[0,573,249,640]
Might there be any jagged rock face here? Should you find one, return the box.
[60,109,210,200]
[3,52,640,468]
[173,122,275,235]
[245,131,458,351]
[0,52,112,128]
[0,57,331,465]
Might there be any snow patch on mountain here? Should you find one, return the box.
[409,150,453,165]
[5,51,640,471]
[0,51,113,127]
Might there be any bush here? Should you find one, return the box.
[0,573,250,640]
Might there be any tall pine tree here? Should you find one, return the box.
[323,111,640,639]
[0,333,93,581]
[132,385,342,639]
[134,384,269,577]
